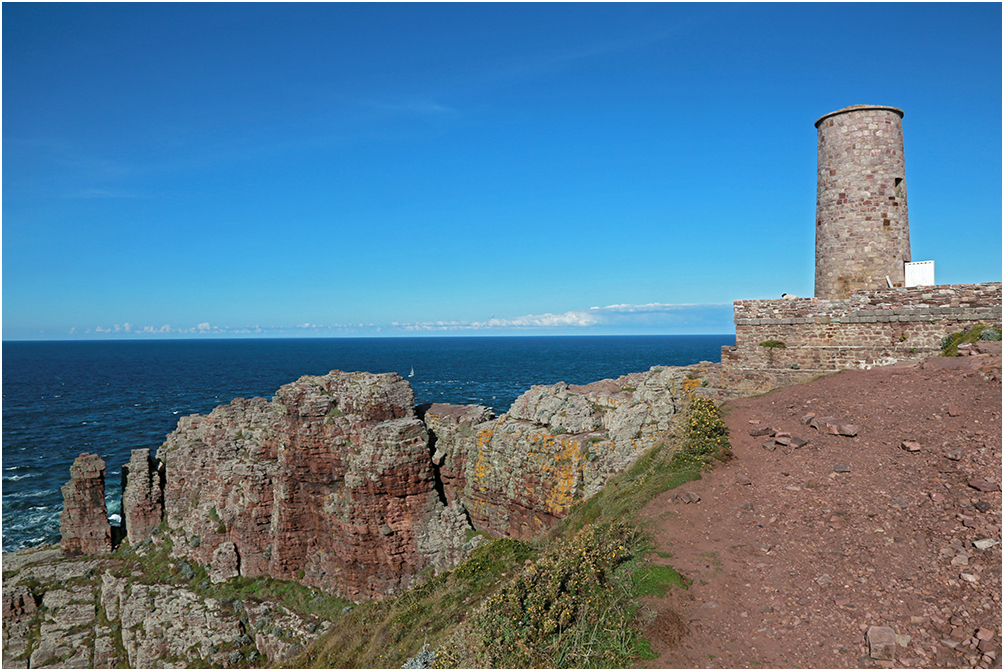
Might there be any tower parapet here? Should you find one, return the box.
[814,105,910,299]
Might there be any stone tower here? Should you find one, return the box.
[814,105,911,299]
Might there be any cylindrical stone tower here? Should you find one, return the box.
[814,105,911,299]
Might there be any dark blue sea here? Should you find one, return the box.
[1,335,732,553]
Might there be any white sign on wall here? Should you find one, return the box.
[905,260,935,287]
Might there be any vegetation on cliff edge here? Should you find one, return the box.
[291,398,730,669]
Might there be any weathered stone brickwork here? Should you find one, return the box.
[719,283,1002,393]
[815,105,910,299]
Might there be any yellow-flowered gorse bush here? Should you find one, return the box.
[670,398,731,471]
[435,521,644,668]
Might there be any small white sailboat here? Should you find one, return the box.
[408,367,414,378]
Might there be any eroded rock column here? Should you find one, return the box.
[122,448,164,544]
[59,452,112,556]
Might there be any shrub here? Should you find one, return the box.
[671,398,731,470]
[941,323,997,356]
[436,522,647,668]
[979,328,1002,341]
[759,340,787,366]
[759,339,787,349]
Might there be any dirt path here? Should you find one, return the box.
[638,346,1002,669]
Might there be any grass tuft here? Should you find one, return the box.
[941,323,1001,356]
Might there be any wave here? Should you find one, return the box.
[2,473,40,482]
[2,488,57,500]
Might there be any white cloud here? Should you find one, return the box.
[71,302,731,340]
[391,309,599,332]
[389,303,730,332]
[592,302,728,314]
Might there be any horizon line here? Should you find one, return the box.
[2,331,737,344]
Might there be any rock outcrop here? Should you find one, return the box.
[158,371,447,599]
[59,453,112,556]
[53,365,706,601]
[17,362,711,667]
[432,367,701,538]
[1,545,331,669]
[122,448,164,544]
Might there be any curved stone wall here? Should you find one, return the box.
[814,105,910,299]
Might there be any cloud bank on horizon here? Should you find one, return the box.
[61,302,733,339]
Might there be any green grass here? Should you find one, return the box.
[941,323,1001,356]
[436,522,651,668]
[631,564,688,597]
[554,403,731,539]
[295,538,535,668]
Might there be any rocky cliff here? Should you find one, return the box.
[427,366,704,539]
[145,365,704,598]
[2,544,333,669]
[113,366,709,598]
[156,371,448,599]
[4,363,710,668]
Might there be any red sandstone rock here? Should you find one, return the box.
[122,448,164,545]
[867,625,898,660]
[159,371,444,599]
[968,478,999,492]
[810,416,841,434]
[149,365,712,597]
[2,585,36,620]
[60,453,112,556]
[837,423,859,437]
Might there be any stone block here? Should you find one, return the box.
[868,626,898,660]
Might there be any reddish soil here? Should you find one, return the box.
[638,346,1002,669]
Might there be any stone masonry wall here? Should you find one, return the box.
[814,105,911,299]
[722,283,1002,377]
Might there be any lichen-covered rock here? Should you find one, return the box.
[119,583,244,668]
[122,448,164,544]
[421,403,494,505]
[414,501,476,575]
[435,366,698,539]
[159,371,443,599]
[244,600,332,665]
[209,540,240,583]
[59,453,112,556]
[30,587,96,668]
[1,546,331,669]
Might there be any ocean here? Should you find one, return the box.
[1,334,732,553]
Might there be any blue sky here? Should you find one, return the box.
[3,3,1001,340]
